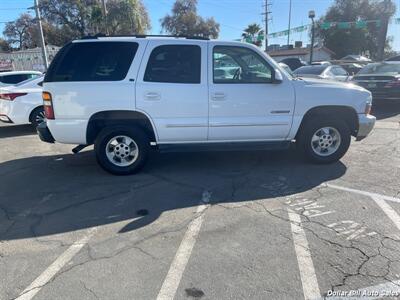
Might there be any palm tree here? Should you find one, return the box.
[242,23,264,46]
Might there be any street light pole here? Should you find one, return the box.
[309,10,315,64]
[34,0,48,71]
[287,0,292,46]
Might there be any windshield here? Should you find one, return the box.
[358,63,400,75]
[293,65,326,75]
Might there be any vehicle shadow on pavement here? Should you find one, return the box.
[0,149,346,241]
[372,102,400,120]
[0,124,35,138]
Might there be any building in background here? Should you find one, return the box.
[0,45,60,72]
[267,42,335,63]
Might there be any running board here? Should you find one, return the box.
[157,141,291,153]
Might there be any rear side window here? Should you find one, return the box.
[44,42,138,82]
[144,45,201,84]
[1,74,30,84]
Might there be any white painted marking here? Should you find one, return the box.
[372,196,400,232]
[157,191,211,300]
[316,279,400,300]
[16,228,97,300]
[287,209,321,300]
[327,184,400,203]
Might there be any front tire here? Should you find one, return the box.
[297,116,351,164]
[94,126,150,175]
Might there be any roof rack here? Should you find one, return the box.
[80,34,210,41]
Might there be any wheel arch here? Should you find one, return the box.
[28,105,44,123]
[296,105,359,139]
[86,110,158,145]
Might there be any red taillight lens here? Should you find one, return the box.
[384,78,400,88]
[42,92,55,120]
[0,93,27,101]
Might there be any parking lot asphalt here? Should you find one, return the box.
[0,102,399,300]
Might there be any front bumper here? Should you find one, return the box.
[356,114,376,141]
[37,122,55,143]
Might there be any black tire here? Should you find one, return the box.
[297,116,351,164]
[94,126,150,175]
[30,107,45,128]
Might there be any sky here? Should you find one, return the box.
[1,0,399,51]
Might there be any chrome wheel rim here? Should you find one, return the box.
[105,135,139,167]
[311,127,341,157]
[35,110,46,125]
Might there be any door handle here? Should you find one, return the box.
[211,92,226,101]
[144,92,161,100]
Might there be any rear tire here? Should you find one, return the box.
[30,107,45,128]
[297,116,351,164]
[94,126,150,175]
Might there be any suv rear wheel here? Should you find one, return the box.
[297,117,351,164]
[94,126,150,175]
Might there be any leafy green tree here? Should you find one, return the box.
[161,0,219,38]
[317,0,396,59]
[242,23,264,47]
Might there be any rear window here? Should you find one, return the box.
[144,45,201,84]
[293,66,326,75]
[44,42,138,82]
[0,74,32,84]
[358,63,400,75]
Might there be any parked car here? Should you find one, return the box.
[352,62,400,102]
[0,76,45,127]
[279,57,307,71]
[293,65,350,82]
[0,71,42,87]
[385,55,400,62]
[339,63,364,76]
[278,62,293,76]
[38,36,375,175]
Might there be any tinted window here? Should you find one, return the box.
[294,66,326,75]
[213,46,272,83]
[144,45,201,84]
[0,74,29,84]
[45,42,138,82]
[358,63,400,75]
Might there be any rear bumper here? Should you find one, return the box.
[356,114,376,141]
[37,122,55,143]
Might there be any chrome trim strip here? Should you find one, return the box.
[271,110,291,114]
[165,124,207,128]
[210,123,288,127]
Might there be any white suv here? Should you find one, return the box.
[38,36,375,175]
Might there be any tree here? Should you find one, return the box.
[242,23,264,47]
[0,39,11,52]
[161,0,219,38]
[317,0,396,59]
[3,14,35,50]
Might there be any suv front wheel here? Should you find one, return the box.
[297,117,351,164]
[94,126,150,175]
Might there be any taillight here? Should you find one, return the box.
[384,78,400,88]
[43,92,54,119]
[0,93,27,101]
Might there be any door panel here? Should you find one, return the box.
[136,41,208,142]
[208,43,295,141]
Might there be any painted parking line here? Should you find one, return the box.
[16,227,97,300]
[157,191,211,300]
[288,209,321,300]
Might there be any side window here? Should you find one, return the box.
[144,45,201,84]
[333,67,348,76]
[213,46,273,83]
[44,42,138,82]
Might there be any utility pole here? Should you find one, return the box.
[377,0,391,61]
[34,0,48,71]
[309,10,315,64]
[287,0,292,46]
[262,0,272,52]
[101,0,109,35]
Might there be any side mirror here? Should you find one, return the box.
[272,69,283,84]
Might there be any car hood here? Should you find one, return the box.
[299,77,366,92]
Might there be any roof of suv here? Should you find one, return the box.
[77,34,210,42]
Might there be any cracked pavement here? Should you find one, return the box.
[0,102,399,300]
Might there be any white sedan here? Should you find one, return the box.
[0,76,44,128]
